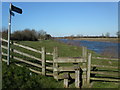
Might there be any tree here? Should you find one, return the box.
[105,32,110,38]
[45,34,52,40]
[38,30,47,40]
[116,31,120,37]
[11,29,38,41]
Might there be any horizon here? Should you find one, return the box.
[2,2,118,37]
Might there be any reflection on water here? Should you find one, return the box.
[58,39,119,58]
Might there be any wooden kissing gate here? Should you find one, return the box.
[52,47,92,88]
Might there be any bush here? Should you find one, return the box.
[11,29,38,41]
[2,62,42,88]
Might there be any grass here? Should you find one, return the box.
[2,62,63,88]
[2,39,119,88]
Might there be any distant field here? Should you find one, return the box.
[70,38,119,43]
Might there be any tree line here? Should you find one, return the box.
[65,31,120,39]
[2,28,52,41]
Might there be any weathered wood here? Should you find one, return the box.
[2,53,7,56]
[14,57,42,68]
[2,53,12,58]
[82,46,87,58]
[1,38,9,43]
[63,72,69,88]
[14,43,42,54]
[54,66,79,72]
[91,64,118,69]
[55,57,85,63]
[2,58,7,62]
[90,71,119,77]
[87,53,92,86]
[1,45,8,50]
[92,57,119,61]
[82,65,87,86]
[75,70,80,88]
[46,66,53,70]
[42,47,46,75]
[64,79,68,88]
[90,77,120,82]
[14,49,42,62]
[53,47,58,80]
[46,60,53,63]
[46,52,53,56]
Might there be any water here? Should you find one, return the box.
[58,39,119,57]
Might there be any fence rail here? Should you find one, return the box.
[92,56,119,61]
[91,64,118,69]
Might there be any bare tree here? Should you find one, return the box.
[105,32,110,38]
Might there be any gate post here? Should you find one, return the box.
[74,65,80,88]
[53,47,58,80]
[82,47,87,87]
[87,53,92,86]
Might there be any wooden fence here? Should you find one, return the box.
[1,38,120,88]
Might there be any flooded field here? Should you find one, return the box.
[58,39,119,58]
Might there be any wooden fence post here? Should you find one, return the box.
[82,46,87,58]
[74,66,80,88]
[42,47,46,75]
[87,53,92,86]
[53,47,58,80]
[63,72,69,88]
[82,46,87,87]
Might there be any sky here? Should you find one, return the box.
[2,2,118,37]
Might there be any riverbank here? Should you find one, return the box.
[70,38,119,43]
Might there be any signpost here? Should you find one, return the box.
[7,3,22,65]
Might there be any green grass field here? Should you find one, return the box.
[2,39,119,88]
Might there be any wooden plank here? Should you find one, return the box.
[53,47,58,80]
[75,70,80,88]
[82,46,87,59]
[2,58,7,62]
[64,79,68,88]
[46,52,53,56]
[58,66,75,71]
[92,57,119,61]
[1,45,8,50]
[14,57,42,68]
[15,63,42,75]
[54,66,79,72]
[15,63,53,76]
[90,77,120,82]
[46,66,53,70]
[14,43,42,54]
[56,57,85,63]
[2,53,7,56]
[42,47,46,75]
[91,71,119,77]
[2,59,53,77]
[46,73,53,76]
[1,38,8,43]
[87,53,92,86]
[14,49,42,62]
[2,53,12,58]
[46,60,53,63]
[91,64,118,69]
